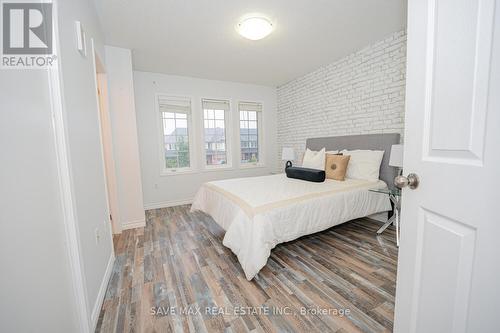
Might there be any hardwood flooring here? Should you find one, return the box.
[96,205,398,333]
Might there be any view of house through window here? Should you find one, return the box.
[158,97,263,171]
[159,96,191,170]
[202,99,229,166]
[239,102,262,164]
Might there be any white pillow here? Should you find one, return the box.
[325,150,339,155]
[302,148,326,170]
[341,149,385,181]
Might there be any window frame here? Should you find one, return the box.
[201,98,233,170]
[156,94,195,176]
[238,101,265,168]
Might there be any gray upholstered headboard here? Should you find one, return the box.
[306,133,400,190]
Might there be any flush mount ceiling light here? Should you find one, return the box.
[237,16,273,40]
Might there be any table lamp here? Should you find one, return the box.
[389,144,404,175]
[282,147,296,169]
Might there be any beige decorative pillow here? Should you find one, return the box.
[325,154,351,181]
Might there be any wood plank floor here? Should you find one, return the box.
[96,205,398,333]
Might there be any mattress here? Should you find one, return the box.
[190,173,391,280]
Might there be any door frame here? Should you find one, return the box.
[47,2,91,332]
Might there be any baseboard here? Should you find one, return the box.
[143,198,193,211]
[91,253,115,331]
[121,218,146,230]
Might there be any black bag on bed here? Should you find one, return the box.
[285,166,326,182]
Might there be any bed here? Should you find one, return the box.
[191,133,400,280]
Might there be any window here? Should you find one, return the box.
[239,102,262,165]
[202,99,230,167]
[158,96,192,172]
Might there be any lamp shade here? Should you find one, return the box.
[389,144,404,167]
[282,147,295,161]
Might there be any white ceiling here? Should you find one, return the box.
[95,0,407,87]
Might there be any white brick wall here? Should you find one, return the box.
[277,30,407,167]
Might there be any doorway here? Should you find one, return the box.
[93,47,121,235]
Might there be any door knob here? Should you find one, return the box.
[394,173,419,189]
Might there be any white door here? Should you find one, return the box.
[394,0,500,332]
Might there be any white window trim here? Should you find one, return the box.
[156,94,195,176]
[201,98,233,170]
[237,101,265,169]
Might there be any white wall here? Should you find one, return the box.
[105,46,146,229]
[277,30,407,164]
[0,0,114,331]
[55,0,114,328]
[133,72,278,208]
[0,71,79,332]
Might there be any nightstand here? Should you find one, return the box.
[369,188,401,246]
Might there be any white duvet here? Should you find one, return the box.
[190,174,391,280]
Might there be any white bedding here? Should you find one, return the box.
[190,174,391,280]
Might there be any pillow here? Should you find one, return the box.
[325,154,350,181]
[286,166,326,182]
[341,149,384,181]
[325,150,339,155]
[302,148,326,170]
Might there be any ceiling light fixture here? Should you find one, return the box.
[237,16,273,40]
